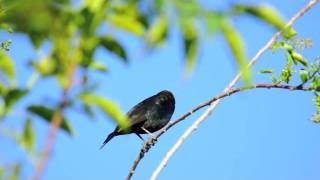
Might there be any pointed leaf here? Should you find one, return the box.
[107,14,145,36]
[0,51,15,83]
[299,69,308,84]
[22,117,34,151]
[220,18,251,84]
[100,36,127,61]
[4,88,28,113]
[88,62,108,72]
[27,105,74,136]
[146,15,168,46]
[182,20,198,74]
[80,94,129,129]
[233,4,296,39]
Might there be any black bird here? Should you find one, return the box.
[100,90,175,149]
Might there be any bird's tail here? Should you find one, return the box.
[100,132,116,149]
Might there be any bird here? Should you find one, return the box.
[100,90,175,149]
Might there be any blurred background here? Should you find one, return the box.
[0,0,320,179]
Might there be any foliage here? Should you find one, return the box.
[0,0,317,179]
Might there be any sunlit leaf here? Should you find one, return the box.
[146,15,168,46]
[27,105,74,136]
[233,4,296,39]
[311,77,320,91]
[299,69,308,84]
[22,117,34,151]
[220,18,251,84]
[259,69,274,74]
[311,113,320,123]
[107,14,145,36]
[88,62,108,72]
[0,51,15,83]
[182,19,198,74]
[99,36,127,61]
[30,57,56,76]
[205,12,222,35]
[80,94,129,129]
[291,51,308,67]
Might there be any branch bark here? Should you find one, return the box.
[32,72,75,180]
[150,0,319,179]
[127,0,319,179]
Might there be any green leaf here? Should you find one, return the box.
[27,105,74,136]
[205,12,221,35]
[146,15,168,46]
[0,51,15,83]
[291,51,308,67]
[311,77,320,90]
[31,57,56,76]
[1,40,12,51]
[88,62,108,72]
[80,94,129,129]
[259,69,274,74]
[271,76,278,83]
[182,19,198,75]
[220,18,251,85]
[4,88,28,113]
[9,163,21,180]
[311,113,320,123]
[99,36,127,61]
[299,69,308,84]
[107,14,145,36]
[22,117,34,151]
[233,4,296,39]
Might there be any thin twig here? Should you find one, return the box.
[32,72,75,180]
[126,0,319,179]
[150,1,319,179]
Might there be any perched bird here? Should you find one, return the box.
[100,90,175,149]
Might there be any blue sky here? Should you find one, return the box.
[1,0,320,179]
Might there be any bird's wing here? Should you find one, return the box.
[125,95,156,129]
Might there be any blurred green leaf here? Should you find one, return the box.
[1,40,12,51]
[88,62,108,72]
[299,69,308,84]
[233,4,296,39]
[107,14,145,36]
[82,103,95,119]
[80,94,129,129]
[311,76,320,90]
[99,36,127,61]
[220,18,251,84]
[9,163,21,180]
[146,15,168,46]
[3,88,28,113]
[182,20,198,74]
[280,59,292,83]
[290,51,308,67]
[27,105,74,136]
[0,51,15,83]
[259,69,274,74]
[205,12,222,35]
[21,117,34,151]
[311,113,320,123]
[31,57,56,76]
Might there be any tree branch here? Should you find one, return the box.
[127,0,319,179]
[150,1,319,179]
[32,73,75,180]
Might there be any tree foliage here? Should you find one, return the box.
[0,0,318,179]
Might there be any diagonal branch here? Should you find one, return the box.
[127,0,319,179]
[150,0,319,179]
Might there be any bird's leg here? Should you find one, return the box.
[135,133,145,142]
[141,127,156,139]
